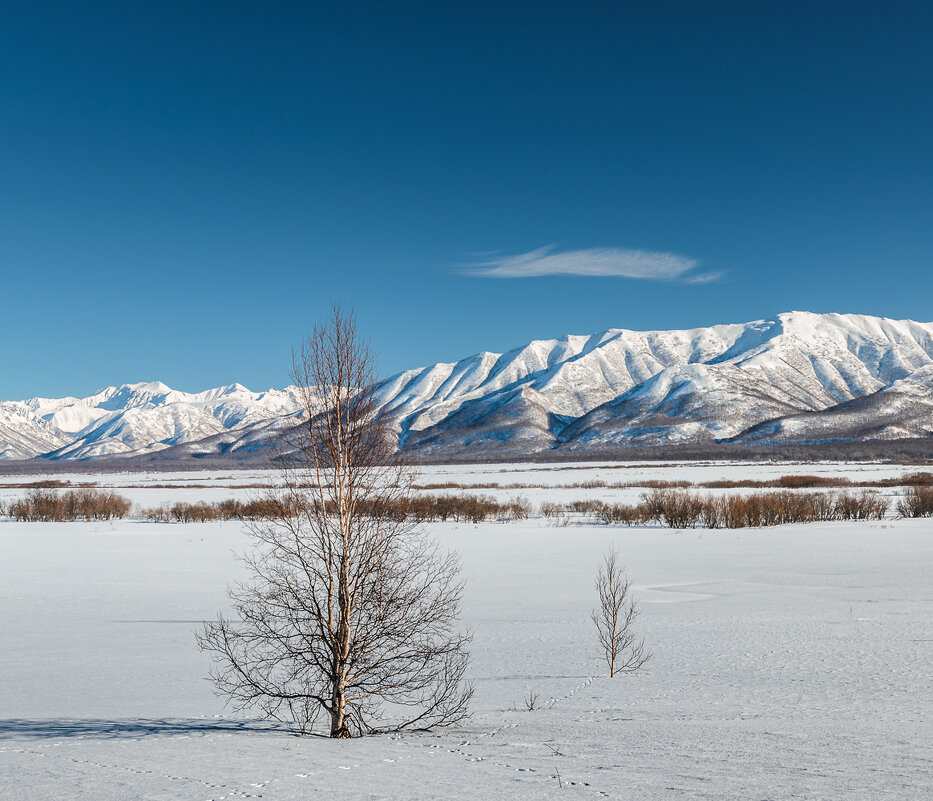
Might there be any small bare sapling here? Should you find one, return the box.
[592,548,650,677]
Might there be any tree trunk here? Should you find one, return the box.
[330,676,350,738]
[331,522,352,738]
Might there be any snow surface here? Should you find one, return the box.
[2,463,932,800]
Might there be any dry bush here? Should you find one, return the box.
[711,494,740,528]
[71,489,132,520]
[641,489,704,529]
[239,497,300,520]
[638,479,692,489]
[504,496,531,520]
[699,479,768,489]
[539,501,563,518]
[595,501,651,526]
[524,690,540,711]
[216,498,243,520]
[899,472,933,487]
[569,499,603,516]
[808,492,839,522]
[834,491,889,520]
[9,489,68,521]
[896,486,933,517]
[170,501,222,523]
[776,475,851,489]
[700,496,724,529]
[140,504,172,522]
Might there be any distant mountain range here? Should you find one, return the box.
[2,312,933,462]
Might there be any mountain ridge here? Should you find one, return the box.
[2,312,932,461]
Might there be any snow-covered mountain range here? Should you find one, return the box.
[2,312,932,461]
[0,382,303,461]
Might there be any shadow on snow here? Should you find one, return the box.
[0,717,289,740]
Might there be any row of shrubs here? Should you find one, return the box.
[137,494,534,524]
[139,499,293,523]
[0,490,533,525]
[4,486,933,527]
[542,487,933,528]
[4,488,133,522]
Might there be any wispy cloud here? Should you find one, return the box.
[466,244,720,283]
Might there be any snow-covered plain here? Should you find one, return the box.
[2,463,932,800]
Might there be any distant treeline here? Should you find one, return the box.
[415,472,933,491]
[0,436,931,477]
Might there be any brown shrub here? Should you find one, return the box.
[215,498,243,520]
[140,504,172,522]
[899,472,933,487]
[700,497,724,529]
[569,499,604,516]
[72,489,132,520]
[239,497,300,519]
[170,501,222,523]
[776,475,851,489]
[539,501,563,518]
[638,479,692,489]
[896,486,933,517]
[505,496,531,520]
[834,491,889,521]
[699,479,766,489]
[641,489,704,529]
[595,501,651,526]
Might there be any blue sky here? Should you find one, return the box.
[2,1,931,398]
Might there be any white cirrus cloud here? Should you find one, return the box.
[466,244,720,283]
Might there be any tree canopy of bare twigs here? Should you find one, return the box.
[198,307,472,738]
[592,547,650,677]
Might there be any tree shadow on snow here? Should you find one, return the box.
[0,717,286,740]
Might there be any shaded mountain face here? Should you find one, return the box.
[731,366,933,445]
[2,312,932,461]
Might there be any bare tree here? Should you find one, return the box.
[198,307,472,737]
[592,547,649,677]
